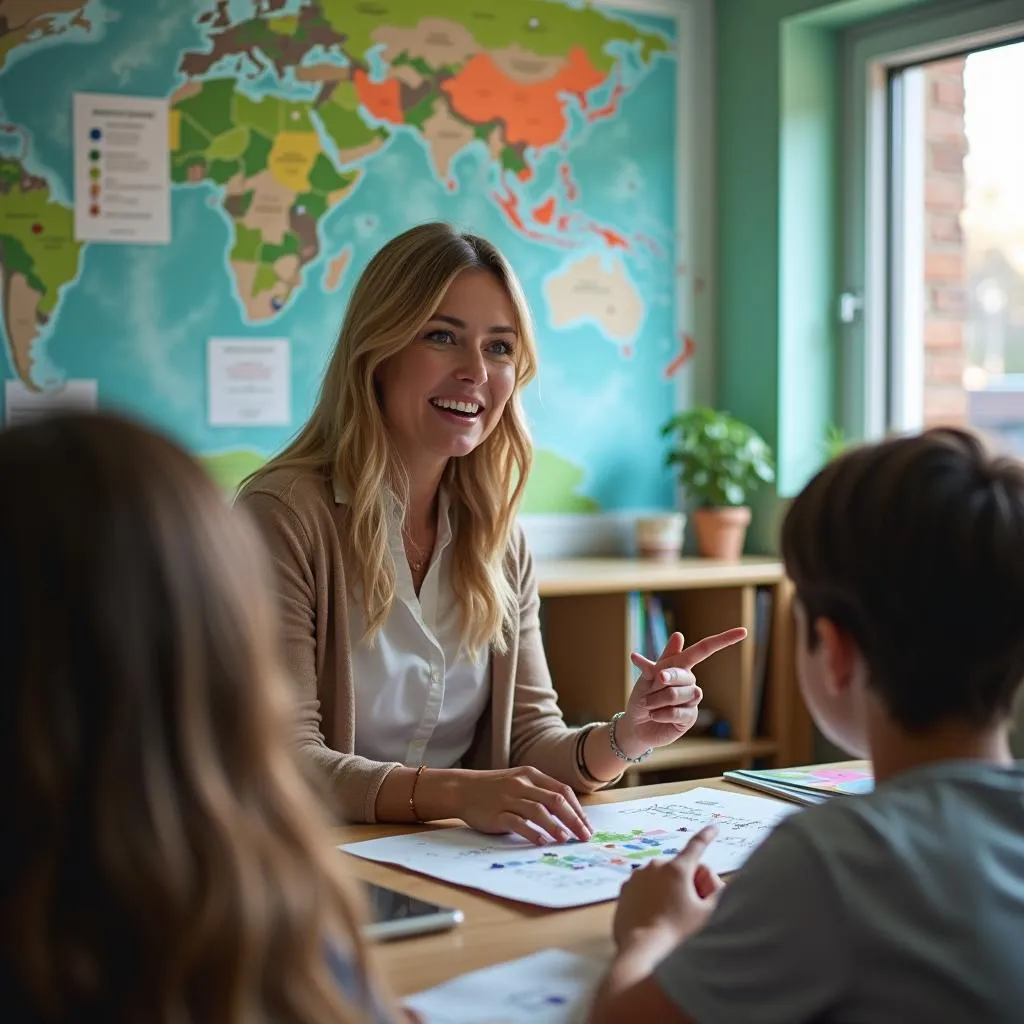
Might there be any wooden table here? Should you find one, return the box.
[337,774,761,996]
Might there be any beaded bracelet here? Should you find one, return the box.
[410,764,427,822]
[574,723,601,784]
[609,711,653,764]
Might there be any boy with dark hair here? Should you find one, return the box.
[588,428,1024,1024]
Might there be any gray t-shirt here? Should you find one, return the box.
[654,760,1024,1024]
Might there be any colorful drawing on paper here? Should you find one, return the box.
[343,787,798,909]
[488,828,684,875]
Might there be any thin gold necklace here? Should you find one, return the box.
[403,531,431,572]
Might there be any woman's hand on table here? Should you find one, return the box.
[616,627,747,752]
[445,766,594,846]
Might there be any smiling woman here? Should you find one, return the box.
[374,271,520,471]
[238,223,745,838]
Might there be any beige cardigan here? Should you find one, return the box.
[239,467,607,823]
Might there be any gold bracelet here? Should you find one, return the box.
[410,764,428,822]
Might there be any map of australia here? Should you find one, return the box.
[0,0,679,512]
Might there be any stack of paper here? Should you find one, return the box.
[724,765,874,806]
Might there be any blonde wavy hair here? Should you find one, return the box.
[0,412,386,1024]
[245,222,538,653]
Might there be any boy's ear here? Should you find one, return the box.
[814,617,859,696]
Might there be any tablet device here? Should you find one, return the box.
[362,882,464,942]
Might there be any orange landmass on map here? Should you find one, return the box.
[586,76,625,122]
[532,196,555,225]
[493,186,529,235]
[591,226,629,250]
[492,182,574,248]
[353,69,402,124]
[664,334,697,378]
[443,46,605,149]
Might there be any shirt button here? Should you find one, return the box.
[430,668,441,683]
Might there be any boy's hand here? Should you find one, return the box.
[612,825,724,951]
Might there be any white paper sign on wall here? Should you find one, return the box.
[207,338,290,427]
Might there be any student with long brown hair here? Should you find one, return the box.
[0,412,394,1024]
[240,221,745,839]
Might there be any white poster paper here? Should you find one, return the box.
[207,338,290,427]
[73,92,170,244]
[405,949,606,1024]
[4,379,97,427]
[343,788,796,909]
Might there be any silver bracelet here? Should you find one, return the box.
[609,711,653,764]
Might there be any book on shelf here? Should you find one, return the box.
[628,592,673,663]
[627,591,645,663]
[645,593,669,656]
[724,765,874,806]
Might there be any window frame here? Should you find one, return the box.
[839,0,1024,441]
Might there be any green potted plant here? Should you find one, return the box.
[823,421,849,461]
[660,406,775,560]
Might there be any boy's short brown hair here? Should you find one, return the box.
[781,427,1024,731]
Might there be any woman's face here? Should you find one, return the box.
[376,269,519,473]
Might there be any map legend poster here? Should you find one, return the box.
[73,92,170,244]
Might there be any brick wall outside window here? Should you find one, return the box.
[922,57,967,427]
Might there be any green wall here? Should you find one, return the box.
[714,0,974,551]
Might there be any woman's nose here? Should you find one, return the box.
[454,345,487,383]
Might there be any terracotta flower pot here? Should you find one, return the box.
[691,506,751,561]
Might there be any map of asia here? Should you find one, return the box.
[0,0,681,512]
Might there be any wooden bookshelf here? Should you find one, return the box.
[536,557,812,784]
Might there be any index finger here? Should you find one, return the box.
[674,824,719,866]
[676,627,747,671]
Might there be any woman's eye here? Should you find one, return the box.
[424,329,455,344]
[489,339,514,356]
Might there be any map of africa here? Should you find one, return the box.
[0,0,681,512]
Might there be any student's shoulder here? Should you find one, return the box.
[776,791,886,852]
